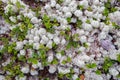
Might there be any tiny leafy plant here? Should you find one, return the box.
[18,55,26,62]
[95,70,102,75]
[86,19,91,24]
[16,1,25,10]
[62,57,71,64]
[42,14,59,33]
[3,62,23,78]
[66,39,79,49]
[3,9,16,24]
[38,49,50,66]
[10,16,34,41]
[57,0,64,4]
[87,7,92,11]
[117,54,120,62]
[83,42,89,48]
[10,26,28,41]
[102,57,114,73]
[72,33,79,41]
[51,58,58,65]
[116,74,120,79]
[86,63,97,68]
[66,17,71,23]
[0,1,4,16]
[77,5,84,10]
[42,14,52,29]
[0,42,17,60]
[28,58,38,64]
[31,6,41,17]
[112,22,120,29]
[76,19,82,28]
[58,69,74,79]
[103,0,117,16]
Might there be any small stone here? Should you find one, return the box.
[100,39,115,51]
[58,66,70,74]
[20,49,26,55]
[109,68,119,76]
[49,65,56,73]
[30,70,38,75]
[34,36,40,43]
[31,17,38,24]
[53,36,60,44]
[0,75,5,80]
[21,67,29,74]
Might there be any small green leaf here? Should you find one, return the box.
[112,22,120,29]
[52,42,57,49]
[16,1,24,9]
[116,74,120,79]
[39,44,49,51]
[77,5,84,10]
[0,1,4,15]
[66,42,72,49]
[76,20,82,28]
[65,34,71,40]
[44,78,50,80]
[28,58,38,64]
[24,44,33,49]
[86,19,91,24]
[42,60,49,66]
[42,14,57,33]
[72,33,79,41]
[67,17,71,23]
[83,42,89,48]
[60,50,65,55]
[86,63,97,68]
[102,57,114,73]
[39,50,46,59]
[18,55,26,62]
[117,54,120,62]
[60,31,65,36]
[111,7,117,12]
[95,70,102,75]
[76,78,81,80]
[103,8,109,16]
[57,0,63,4]
[58,73,64,78]
[87,7,92,11]
[66,57,71,62]
[51,58,58,65]
[62,60,66,64]
[1,37,9,45]
[66,73,72,79]
[105,2,111,8]
[66,37,79,49]
[62,57,71,64]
